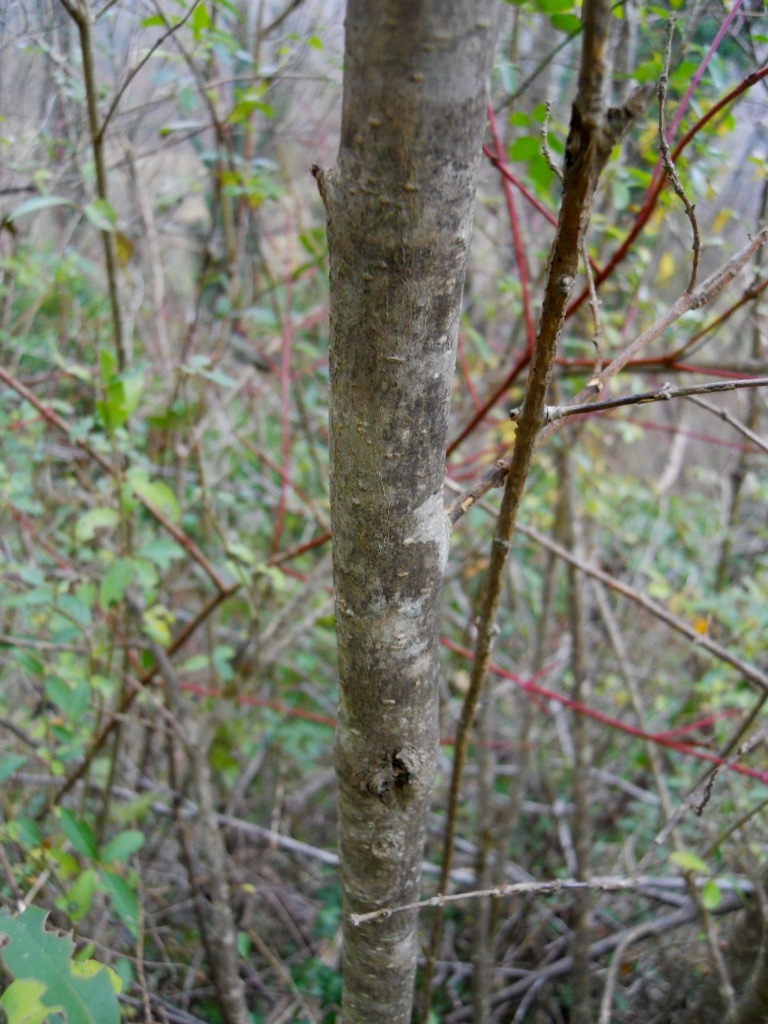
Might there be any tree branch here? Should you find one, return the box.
[508,375,768,424]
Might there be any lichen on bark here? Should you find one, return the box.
[313,2,498,1021]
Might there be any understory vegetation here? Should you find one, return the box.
[1,1,768,1022]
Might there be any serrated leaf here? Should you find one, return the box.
[100,829,145,865]
[0,976,57,1024]
[59,808,98,860]
[0,906,120,1024]
[99,558,136,609]
[75,507,120,542]
[7,195,75,221]
[670,851,708,874]
[71,958,121,993]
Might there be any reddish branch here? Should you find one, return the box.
[454,64,768,459]
[568,64,768,316]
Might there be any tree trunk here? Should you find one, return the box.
[312,3,498,1020]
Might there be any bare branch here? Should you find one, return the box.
[686,393,768,455]
[99,0,203,141]
[517,522,768,695]
[351,873,751,926]
[658,19,701,290]
[508,375,768,424]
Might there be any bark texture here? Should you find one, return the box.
[313,2,497,1021]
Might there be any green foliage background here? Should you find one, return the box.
[1,1,767,1021]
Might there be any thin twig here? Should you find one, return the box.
[658,18,701,291]
[567,65,768,318]
[508,375,768,424]
[425,5,643,1012]
[99,0,203,141]
[540,101,563,182]
[516,522,768,695]
[56,0,126,368]
[444,892,750,1021]
[351,873,746,926]
[580,235,604,382]
[686,393,768,455]
[448,236,768,524]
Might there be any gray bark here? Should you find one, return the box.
[313,2,498,1021]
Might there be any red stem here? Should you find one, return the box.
[440,637,768,785]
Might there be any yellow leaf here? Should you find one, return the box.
[657,251,676,285]
[115,232,134,267]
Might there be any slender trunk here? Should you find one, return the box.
[313,3,497,1020]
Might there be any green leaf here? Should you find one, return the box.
[98,368,144,429]
[226,541,256,566]
[99,345,117,384]
[612,178,631,212]
[0,977,58,1024]
[56,593,92,629]
[0,906,120,1024]
[141,604,174,646]
[59,808,98,860]
[0,754,27,783]
[8,817,41,849]
[227,87,274,124]
[190,1,211,39]
[100,829,145,865]
[111,792,156,826]
[6,195,75,221]
[75,508,120,542]
[99,558,136,609]
[113,957,134,995]
[549,12,581,33]
[236,930,250,957]
[670,851,708,874]
[44,676,89,722]
[510,136,541,161]
[178,653,209,673]
[56,868,97,923]
[99,870,139,937]
[701,879,722,910]
[126,468,181,523]
[136,538,184,569]
[83,199,117,232]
